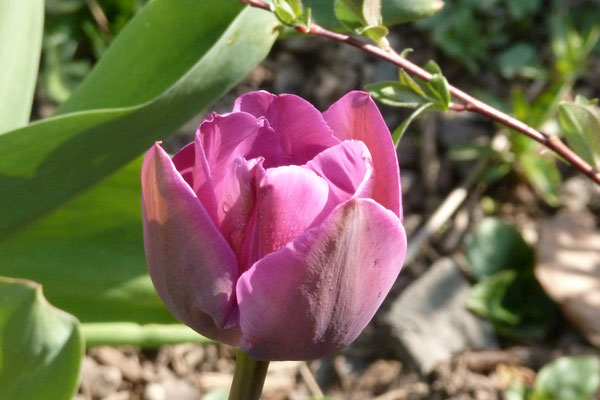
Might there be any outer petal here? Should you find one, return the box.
[234,91,340,167]
[254,165,329,258]
[323,91,402,218]
[142,143,241,345]
[304,139,374,216]
[236,198,407,360]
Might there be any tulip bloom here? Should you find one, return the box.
[142,91,407,361]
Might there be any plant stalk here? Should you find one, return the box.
[239,0,600,186]
[228,349,270,400]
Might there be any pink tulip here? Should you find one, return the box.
[142,91,407,361]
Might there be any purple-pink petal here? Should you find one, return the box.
[304,139,374,215]
[236,198,407,361]
[254,165,329,258]
[142,143,241,345]
[234,91,340,167]
[323,91,403,218]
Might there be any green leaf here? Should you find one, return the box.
[0,0,44,133]
[0,1,278,239]
[272,0,303,25]
[0,277,84,400]
[359,24,389,46]
[423,59,442,75]
[559,100,600,170]
[466,270,558,339]
[335,0,366,31]
[362,0,383,26]
[380,0,444,25]
[399,69,428,98]
[427,73,451,110]
[392,102,436,146]
[533,356,600,400]
[82,323,213,348]
[464,217,535,279]
[0,158,175,324]
[298,7,312,29]
[366,81,429,108]
[307,0,443,30]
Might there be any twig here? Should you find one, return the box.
[239,0,600,186]
[405,158,487,265]
[299,362,324,398]
[85,0,111,38]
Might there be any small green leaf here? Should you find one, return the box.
[0,277,84,400]
[272,0,302,25]
[559,99,600,170]
[423,59,443,75]
[399,69,428,98]
[0,0,44,133]
[464,217,534,279]
[334,0,365,31]
[362,0,382,26]
[533,356,600,400]
[366,81,429,108]
[392,102,436,146]
[298,7,312,28]
[427,73,451,110]
[359,24,389,46]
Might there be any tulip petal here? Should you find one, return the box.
[237,199,407,360]
[323,91,402,218]
[142,143,241,345]
[217,157,261,267]
[234,91,340,167]
[304,140,374,215]
[191,112,273,226]
[171,142,195,187]
[254,165,329,258]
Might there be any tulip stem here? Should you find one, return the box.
[228,349,270,400]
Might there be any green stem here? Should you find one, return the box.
[228,349,270,400]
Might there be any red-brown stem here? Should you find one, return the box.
[239,0,600,186]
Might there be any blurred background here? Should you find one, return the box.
[16,0,600,398]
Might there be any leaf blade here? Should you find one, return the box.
[0,277,84,400]
[0,3,279,239]
[0,0,44,133]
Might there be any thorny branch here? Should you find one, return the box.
[241,0,600,186]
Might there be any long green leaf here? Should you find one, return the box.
[0,0,44,133]
[0,158,175,324]
[0,1,279,239]
[0,277,83,400]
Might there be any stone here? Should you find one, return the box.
[382,258,498,373]
[80,357,123,398]
[535,210,600,347]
